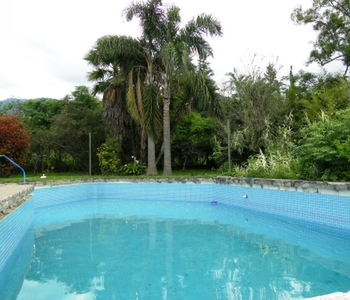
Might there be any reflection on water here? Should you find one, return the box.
[13,201,350,300]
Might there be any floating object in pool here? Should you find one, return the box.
[243,194,248,198]
[211,201,217,206]
[41,174,47,179]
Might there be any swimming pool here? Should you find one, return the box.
[0,182,349,299]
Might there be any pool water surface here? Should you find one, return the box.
[5,197,350,300]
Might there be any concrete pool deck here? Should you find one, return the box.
[0,183,34,219]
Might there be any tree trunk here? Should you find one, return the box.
[163,80,172,175]
[102,89,129,149]
[146,135,158,175]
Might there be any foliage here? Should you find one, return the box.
[0,113,31,176]
[97,137,122,175]
[217,114,300,179]
[51,86,106,173]
[209,136,230,168]
[231,150,300,180]
[19,99,64,175]
[300,76,349,120]
[125,0,223,175]
[291,0,350,74]
[285,70,350,132]
[172,112,219,170]
[223,63,285,155]
[119,156,146,176]
[295,109,350,180]
[85,34,162,175]
[85,35,142,157]
[21,98,63,130]
[334,137,350,161]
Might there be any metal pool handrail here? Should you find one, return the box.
[0,155,26,183]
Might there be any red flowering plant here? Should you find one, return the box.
[0,113,31,176]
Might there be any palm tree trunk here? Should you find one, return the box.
[102,89,129,148]
[163,80,172,175]
[146,135,158,175]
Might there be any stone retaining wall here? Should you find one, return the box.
[0,185,34,217]
[33,177,350,196]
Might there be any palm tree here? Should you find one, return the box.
[125,0,222,175]
[85,35,140,150]
[124,1,166,175]
[85,35,162,174]
[126,61,162,175]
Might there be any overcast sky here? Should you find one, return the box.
[0,0,339,100]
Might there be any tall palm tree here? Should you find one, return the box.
[85,35,140,150]
[126,61,162,175]
[125,0,222,175]
[85,35,162,174]
[124,1,165,175]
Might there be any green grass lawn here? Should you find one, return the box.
[0,169,220,183]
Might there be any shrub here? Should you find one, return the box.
[119,156,146,176]
[296,110,350,181]
[97,137,121,175]
[231,150,299,179]
[0,113,30,176]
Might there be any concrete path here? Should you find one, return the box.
[0,183,33,199]
[0,183,34,218]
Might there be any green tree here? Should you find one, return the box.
[301,74,349,119]
[296,109,350,180]
[292,0,350,74]
[85,35,162,175]
[85,36,141,153]
[285,70,349,131]
[51,86,106,173]
[172,112,219,170]
[125,0,222,175]
[20,99,64,174]
[223,64,284,155]
[21,98,63,129]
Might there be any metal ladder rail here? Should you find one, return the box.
[0,155,26,183]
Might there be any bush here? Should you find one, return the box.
[230,150,300,179]
[119,156,146,176]
[296,110,350,181]
[97,137,121,175]
[0,113,30,176]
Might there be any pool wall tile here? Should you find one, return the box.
[0,197,34,296]
[31,183,349,234]
[216,185,350,233]
[0,181,349,297]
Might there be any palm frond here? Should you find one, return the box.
[136,72,145,127]
[126,71,141,124]
[195,14,223,37]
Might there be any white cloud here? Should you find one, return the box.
[0,0,340,100]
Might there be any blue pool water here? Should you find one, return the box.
[0,183,350,299]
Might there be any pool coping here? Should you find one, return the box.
[32,176,350,195]
[1,177,350,216]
